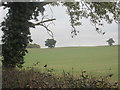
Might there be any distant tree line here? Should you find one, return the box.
[26,43,40,48]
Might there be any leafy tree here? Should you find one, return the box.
[106,38,115,46]
[45,39,56,48]
[0,1,119,68]
[1,2,49,68]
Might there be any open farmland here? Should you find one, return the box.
[24,45,118,81]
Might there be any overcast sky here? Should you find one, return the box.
[0,4,118,48]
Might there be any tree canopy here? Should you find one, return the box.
[0,1,119,68]
[45,39,56,48]
[106,38,115,46]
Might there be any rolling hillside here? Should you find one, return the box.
[24,45,118,81]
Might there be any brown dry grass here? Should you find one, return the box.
[2,67,118,89]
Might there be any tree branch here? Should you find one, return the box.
[35,18,56,25]
[40,23,54,39]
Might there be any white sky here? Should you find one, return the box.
[0,4,118,48]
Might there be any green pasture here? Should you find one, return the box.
[24,45,118,81]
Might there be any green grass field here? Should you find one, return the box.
[24,45,118,81]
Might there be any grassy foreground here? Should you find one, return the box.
[24,45,118,81]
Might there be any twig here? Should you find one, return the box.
[39,23,54,39]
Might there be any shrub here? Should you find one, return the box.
[26,43,40,48]
[2,67,118,89]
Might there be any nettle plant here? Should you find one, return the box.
[0,1,119,68]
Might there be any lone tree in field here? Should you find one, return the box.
[0,1,119,68]
[45,39,56,48]
[106,38,115,46]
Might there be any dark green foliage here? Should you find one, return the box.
[1,2,48,68]
[27,43,40,48]
[106,38,115,46]
[45,39,56,48]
